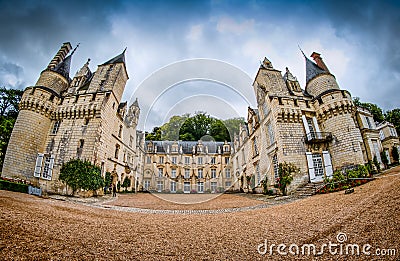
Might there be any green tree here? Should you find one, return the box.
[223,117,245,141]
[380,151,389,169]
[122,176,131,191]
[277,162,298,196]
[59,159,104,196]
[210,119,230,141]
[392,146,399,164]
[385,109,400,135]
[373,156,381,173]
[0,87,23,170]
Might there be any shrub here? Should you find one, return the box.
[122,177,131,191]
[373,156,381,172]
[0,179,29,193]
[205,189,211,193]
[392,146,399,163]
[380,151,389,169]
[59,159,104,196]
[176,189,184,194]
[190,189,197,194]
[277,162,298,196]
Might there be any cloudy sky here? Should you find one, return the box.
[0,0,399,130]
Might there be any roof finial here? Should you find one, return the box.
[123,47,127,54]
[70,43,80,56]
[298,44,306,58]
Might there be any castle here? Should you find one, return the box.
[2,42,145,194]
[1,43,399,195]
[232,54,399,193]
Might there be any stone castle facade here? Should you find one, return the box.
[1,43,399,195]
[232,53,399,193]
[2,42,145,194]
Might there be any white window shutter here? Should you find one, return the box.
[302,115,310,135]
[47,155,55,181]
[306,152,315,181]
[322,151,333,178]
[34,153,44,178]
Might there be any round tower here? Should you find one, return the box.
[304,52,365,169]
[2,43,73,183]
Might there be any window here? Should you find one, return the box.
[211,169,216,179]
[379,130,385,140]
[225,181,231,188]
[184,182,190,193]
[158,168,163,177]
[172,156,177,164]
[198,157,203,164]
[253,138,259,156]
[225,157,230,164]
[211,182,217,192]
[159,156,164,164]
[170,181,176,192]
[225,168,231,178]
[84,118,89,125]
[41,155,54,180]
[184,169,190,179]
[211,157,216,164]
[115,144,120,159]
[185,157,190,165]
[263,102,269,117]
[171,169,177,178]
[267,123,275,145]
[390,127,398,137]
[157,181,163,192]
[273,154,279,179]
[129,136,134,147]
[197,182,204,193]
[52,121,60,135]
[365,116,373,129]
[224,145,230,152]
[198,169,203,179]
[312,154,324,177]
[118,125,123,138]
[256,163,260,184]
[146,156,151,164]
[79,139,84,149]
[144,180,150,190]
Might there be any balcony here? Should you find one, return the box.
[304,132,333,144]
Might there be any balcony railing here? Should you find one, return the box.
[304,132,333,144]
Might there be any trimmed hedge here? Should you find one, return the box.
[0,179,29,193]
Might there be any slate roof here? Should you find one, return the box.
[145,140,232,154]
[52,54,72,80]
[305,56,327,84]
[101,48,126,65]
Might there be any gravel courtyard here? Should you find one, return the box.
[1,167,400,260]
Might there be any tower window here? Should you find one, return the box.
[79,139,84,148]
[115,144,120,159]
[118,125,123,138]
[51,121,60,135]
[84,118,89,125]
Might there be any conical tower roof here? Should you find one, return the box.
[52,54,72,80]
[305,56,327,84]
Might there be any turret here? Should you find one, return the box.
[87,49,128,103]
[68,58,92,94]
[283,67,302,94]
[35,42,78,95]
[304,52,339,97]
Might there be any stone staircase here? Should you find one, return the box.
[292,182,324,197]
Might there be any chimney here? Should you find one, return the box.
[311,52,329,72]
